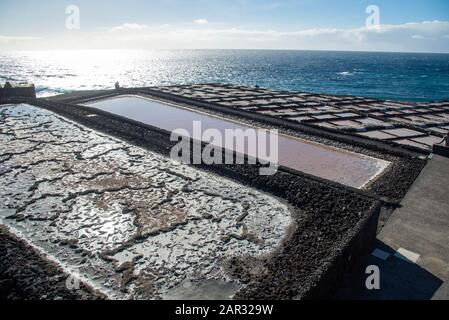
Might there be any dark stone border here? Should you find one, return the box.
[433,144,449,158]
[0,226,103,300]
[0,86,36,100]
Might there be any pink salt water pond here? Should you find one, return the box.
[85,95,390,188]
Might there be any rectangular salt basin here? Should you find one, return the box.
[84,95,390,188]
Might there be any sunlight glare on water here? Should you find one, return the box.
[1,50,179,96]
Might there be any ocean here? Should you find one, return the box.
[1,49,448,102]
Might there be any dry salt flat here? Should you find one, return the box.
[0,104,294,299]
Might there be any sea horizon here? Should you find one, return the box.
[2,48,449,54]
[2,49,448,103]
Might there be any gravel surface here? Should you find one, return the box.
[0,225,102,300]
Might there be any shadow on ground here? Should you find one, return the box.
[334,240,443,300]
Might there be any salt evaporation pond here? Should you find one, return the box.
[85,95,390,188]
[0,104,295,299]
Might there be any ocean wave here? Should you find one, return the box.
[1,50,448,102]
[337,71,354,76]
[35,86,71,97]
[0,75,19,81]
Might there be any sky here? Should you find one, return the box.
[1,0,449,52]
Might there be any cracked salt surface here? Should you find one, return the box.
[0,104,294,299]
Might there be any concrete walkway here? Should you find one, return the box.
[379,154,449,282]
[335,154,449,299]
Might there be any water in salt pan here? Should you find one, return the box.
[85,95,390,188]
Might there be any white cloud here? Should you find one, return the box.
[104,20,449,52]
[2,20,449,52]
[110,23,149,32]
[0,35,43,50]
[0,35,42,41]
[193,19,208,25]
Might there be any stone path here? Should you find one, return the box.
[378,154,449,282]
[335,154,449,299]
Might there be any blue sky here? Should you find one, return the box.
[1,0,449,52]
